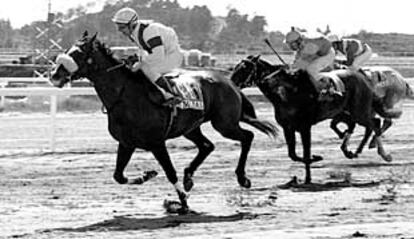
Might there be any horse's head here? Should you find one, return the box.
[50,31,116,87]
[230,55,287,89]
[230,55,261,88]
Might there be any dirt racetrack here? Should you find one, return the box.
[1,96,414,239]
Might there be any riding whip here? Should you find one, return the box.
[264,38,288,66]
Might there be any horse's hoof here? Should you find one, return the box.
[311,155,323,163]
[113,174,128,184]
[163,199,188,214]
[237,176,251,188]
[344,151,355,159]
[383,154,393,162]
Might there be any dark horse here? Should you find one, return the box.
[231,55,392,183]
[231,55,370,158]
[50,32,278,212]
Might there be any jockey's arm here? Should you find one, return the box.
[132,25,166,70]
[295,42,319,63]
[142,25,165,66]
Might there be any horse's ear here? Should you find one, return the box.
[82,31,89,38]
[252,54,261,62]
[90,32,98,42]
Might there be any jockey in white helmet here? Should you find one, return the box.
[328,34,373,71]
[285,27,336,93]
[112,7,184,106]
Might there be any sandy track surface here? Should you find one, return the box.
[1,100,414,238]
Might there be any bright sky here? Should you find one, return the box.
[1,0,413,35]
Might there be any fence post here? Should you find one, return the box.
[50,94,57,151]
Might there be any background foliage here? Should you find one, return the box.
[1,0,414,55]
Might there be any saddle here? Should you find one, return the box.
[316,71,346,102]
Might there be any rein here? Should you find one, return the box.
[84,52,128,114]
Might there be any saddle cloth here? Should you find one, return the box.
[362,66,407,98]
[163,71,205,110]
[318,70,346,93]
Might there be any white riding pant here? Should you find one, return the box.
[350,44,373,71]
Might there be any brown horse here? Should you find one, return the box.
[50,32,278,213]
[231,55,394,183]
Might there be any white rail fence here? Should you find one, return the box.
[0,77,95,151]
[1,76,413,153]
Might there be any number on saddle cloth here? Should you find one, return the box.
[160,73,205,110]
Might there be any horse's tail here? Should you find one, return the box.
[240,92,278,138]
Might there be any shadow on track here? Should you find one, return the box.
[43,212,258,232]
[278,176,380,192]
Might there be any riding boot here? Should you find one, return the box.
[155,76,183,107]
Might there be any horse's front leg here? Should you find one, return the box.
[283,127,302,162]
[330,113,353,139]
[339,121,357,159]
[300,127,322,184]
[151,144,189,213]
[371,118,392,162]
[113,143,135,184]
[368,118,392,148]
[354,127,373,156]
[113,143,158,185]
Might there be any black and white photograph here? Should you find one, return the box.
[1,0,414,238]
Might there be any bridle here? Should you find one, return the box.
[238,59,258,87]
[65,41,128,114]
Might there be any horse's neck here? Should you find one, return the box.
[255,62,275,92]
[89,69,148,110]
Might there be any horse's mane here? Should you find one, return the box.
[247,55,283,75]
[89,37,147,80]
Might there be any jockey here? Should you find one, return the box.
[112,7,184,106]
[328,34,373,71]
[285,27,336,91]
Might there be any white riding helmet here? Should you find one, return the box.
[285,28,302,44]
[112,7,139,24]
[327,34,340,42]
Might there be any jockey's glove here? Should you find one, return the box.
[131,61,142,72]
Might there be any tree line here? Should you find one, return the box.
[1,0,414,55]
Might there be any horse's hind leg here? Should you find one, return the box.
[368,118,392,148]
[183,127,215,192]
[212,120,254,188]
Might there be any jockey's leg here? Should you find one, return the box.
[141,65,182,107]
[307,48,336,93]
[351,44,372,71]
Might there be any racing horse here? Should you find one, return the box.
[49,32,278,213]
[230,55,368,158]
[330,65,414,154]
[231,55,395,183]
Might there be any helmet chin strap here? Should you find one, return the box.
[55,53,79,73]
